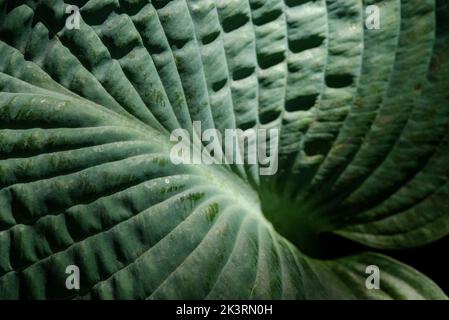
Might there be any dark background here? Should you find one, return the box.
[386,235,449,295]
[320,233,449,295]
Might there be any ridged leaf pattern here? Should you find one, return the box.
[0,0,448,299]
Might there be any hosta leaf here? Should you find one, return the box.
[0,0,448,299]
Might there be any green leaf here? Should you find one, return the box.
[0,0,448,299]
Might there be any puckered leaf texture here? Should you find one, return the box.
[0,0,448,299]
